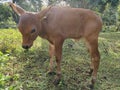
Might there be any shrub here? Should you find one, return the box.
[0,29,21,54]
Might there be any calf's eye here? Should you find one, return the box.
[31,29,36,33]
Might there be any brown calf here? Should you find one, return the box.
[9,2,102,87]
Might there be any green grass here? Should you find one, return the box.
[0,29,120,90]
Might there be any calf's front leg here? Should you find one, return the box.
[48,44,55,75]
[53,39,64,85]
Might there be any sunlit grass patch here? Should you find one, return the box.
[0,29,22,53]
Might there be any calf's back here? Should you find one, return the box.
[42,7,102,40]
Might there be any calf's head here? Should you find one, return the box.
[9,3,51,49]
[18,14,39,49]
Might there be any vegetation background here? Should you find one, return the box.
[0,0,120,90]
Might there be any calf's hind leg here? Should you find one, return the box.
[85,37,100,86]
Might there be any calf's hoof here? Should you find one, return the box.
[87,84,94,90]
[47,71,56,76]
[87,77,96,90]
[91,77,96,85]
[53,77,61,85]
[53,74,61,85]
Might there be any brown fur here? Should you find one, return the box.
[9,2,102,86]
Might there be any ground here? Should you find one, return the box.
[0,29,120,90]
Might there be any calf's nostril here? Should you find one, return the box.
[22,45,29,49]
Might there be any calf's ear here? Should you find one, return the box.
[9,2,26,16]
[38,6,52,20]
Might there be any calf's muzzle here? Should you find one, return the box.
[22,45,30,49]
